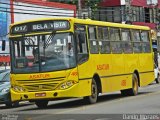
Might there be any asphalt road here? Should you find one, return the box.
[0,81,160,120]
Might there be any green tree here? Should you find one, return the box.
[49,0,102,18]
[84,0,102,19]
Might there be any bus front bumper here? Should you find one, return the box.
[10,80,91,102]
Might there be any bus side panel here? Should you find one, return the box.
[139,53,154,86]
[77,55,95,96]
[111,54,125,75]
[124,54,139,74]
[139,54,154,72]
[78,54,112,94]
[123,54,139,90]
[97,54,112,93]
[102,75,132,93]
[110,54,125,91]
[77,80,92,97]
[139,72,154,87]
[100,78,111,93]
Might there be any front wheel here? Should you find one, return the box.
[35,100,48,108]
[84,78,98,104]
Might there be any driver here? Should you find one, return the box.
[67,40,73,56]
[32,47,38,63]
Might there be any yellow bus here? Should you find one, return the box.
[9,18,155,108]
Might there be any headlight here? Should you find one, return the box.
[12,85,25,92]
[1,88,10,93]
[58,81,76,90]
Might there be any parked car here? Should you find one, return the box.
[0,70,19,107]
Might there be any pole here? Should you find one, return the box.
[126,0,131,22]
[78,0,82,18]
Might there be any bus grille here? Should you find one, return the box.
[16,77,65,92]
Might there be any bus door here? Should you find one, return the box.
[75,29,89,81]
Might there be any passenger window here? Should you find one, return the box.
[141,31,151,53]
[133,30,141,41]
[88,26,97,39]
[98,27,111,54]
[77,32,88,54]
[103,28,109,40]
[98,27,103,39]
[132,30,142,53]
[121,29,132,53]
[141,31,149,42]
[75,24,89,64]
[110,27,122,53]
[99,41,111,54]
[88,26,98,54]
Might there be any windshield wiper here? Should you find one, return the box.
[25,37,35,46]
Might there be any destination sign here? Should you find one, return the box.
[11,20,70,35]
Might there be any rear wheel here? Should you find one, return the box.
[35,100,48,108]
[121,73,139,96]
[84,78,98,104]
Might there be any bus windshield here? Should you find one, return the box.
[10,32,76,73]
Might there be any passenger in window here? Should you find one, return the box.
[76,35,80,53]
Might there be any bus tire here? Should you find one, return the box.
[35,100,48,108]
[121,73,139,96]
[84,78,98,104]
[155,73,160,84]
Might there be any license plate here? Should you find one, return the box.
[35,92,46,97]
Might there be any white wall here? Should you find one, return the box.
[13,2,75,22]
[121,0,126,5]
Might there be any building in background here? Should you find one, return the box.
[11,0,76,23]
[54,0,160,64]
[95,0,160,52]
[0,0,10,68]
[0,0,76,68]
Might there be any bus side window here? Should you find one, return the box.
[98,27,111,54]
[132,30,142,53]
[110,27,122,53]
[77,34,83,53]
[121,29,133,53]
[141,31,151,53]
[88,26,98,54]
[76,32,89,64]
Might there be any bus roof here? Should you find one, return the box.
[10,17,150,31]
[73,18,150,30]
